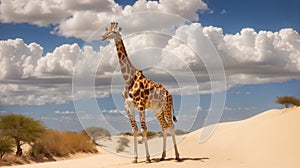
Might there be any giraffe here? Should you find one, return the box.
[101,22,180,163]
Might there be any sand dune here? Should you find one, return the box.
[179,107,300,168]
[3,107,300,168]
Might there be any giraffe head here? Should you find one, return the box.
[101,22,122,41]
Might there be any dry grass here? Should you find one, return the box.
[30,130,98,159]
[0,155,29,166]
[0,130,98,165]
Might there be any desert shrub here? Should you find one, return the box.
[118,137,130,147]
[85,127,111,140]
[175,129,188,135]
[30,130,97,158]
[116,137,130,153]
[138,131,157,137]
[0,155,27,166]
[28,142,48,160]
[0,137,14,159]
[119,131,157,137]
[276,96,300,108]
[118,132,133,136]
[157,131,171,137]
[146,131,157,137]
[116,143,125,153]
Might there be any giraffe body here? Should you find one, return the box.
[124,70,173,130]
[102,22,180,163]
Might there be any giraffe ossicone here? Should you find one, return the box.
[101,22,180,163]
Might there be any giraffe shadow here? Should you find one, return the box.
[150,157,210,163]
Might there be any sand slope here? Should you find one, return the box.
[180,107,300,168]
[3,107,300,168]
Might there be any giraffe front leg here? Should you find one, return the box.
[124,98,138,163]
[132,126,138,163]
[138,106,151,163]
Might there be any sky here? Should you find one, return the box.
[0,0,299,134]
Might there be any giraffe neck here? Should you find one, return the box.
[114,38,139,85]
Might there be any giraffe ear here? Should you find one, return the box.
[119,27,122,32]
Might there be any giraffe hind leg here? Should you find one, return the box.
[156,112,169,161]
[170,125,180,161]
[165,109,180,161]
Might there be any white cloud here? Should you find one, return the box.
[56,0,208,40]
[0,0,70,26]
[55,110,75,115]
[231,91,252,95]
[0,38,42,79]
[101,109,126,115]
[35,43,79,76]
[0,24,300,105]
[220,9,227,15]
[0,0,208,40]
[224,106,257,111]
[197,106,202,112]
[0,38,113,105]
[167,24,300,86]
[122,0,207,20]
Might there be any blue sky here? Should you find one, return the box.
[0,0,299,133]
[200,0,300,33]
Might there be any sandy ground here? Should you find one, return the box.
[2,107,300,168]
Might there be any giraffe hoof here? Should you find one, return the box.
[145,156,151,163]
[175,157,181,162]
[160,157,165,161]
[132,159,138,163]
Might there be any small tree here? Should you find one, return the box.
[0,137,14,159]
[0,114,46,156]
[276,96,300,108]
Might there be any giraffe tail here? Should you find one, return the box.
[167,91,177,122]
[172,102,177,122]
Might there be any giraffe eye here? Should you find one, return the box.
[105,27,108,31]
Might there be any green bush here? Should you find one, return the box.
[0,114,46,156]
[0,137,14,159]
